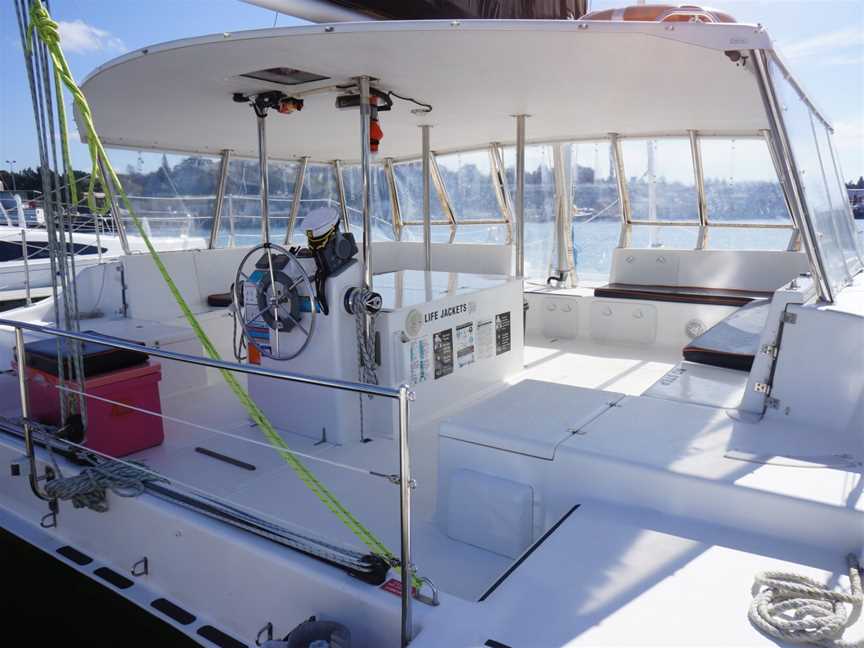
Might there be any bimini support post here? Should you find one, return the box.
[421,124,432,272]
[208,149,231,249]
[514,114,528,277]
[255,106,271,244]
[359,76,373,292]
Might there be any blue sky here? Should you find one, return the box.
[1,1,862,180]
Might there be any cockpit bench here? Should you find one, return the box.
[593,283,771,307]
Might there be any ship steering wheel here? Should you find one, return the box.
[233,242,317,361]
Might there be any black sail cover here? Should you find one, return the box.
[331,0,587,19]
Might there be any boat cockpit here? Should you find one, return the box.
[1,12,863,648]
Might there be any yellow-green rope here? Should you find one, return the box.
[26,0,413,581]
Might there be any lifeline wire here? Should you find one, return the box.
[26,0,416,584]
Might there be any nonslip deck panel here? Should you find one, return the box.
[594,283,772,306]
[682,299,770,371]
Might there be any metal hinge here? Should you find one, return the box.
[760,343,778,358]
[782,312,797,324]
[754,382,771,394]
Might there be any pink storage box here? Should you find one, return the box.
[26,361,164,458]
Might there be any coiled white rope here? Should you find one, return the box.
[44,460,166,513]
[749,554,864,647]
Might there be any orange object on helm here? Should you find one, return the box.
[370,96,383,153]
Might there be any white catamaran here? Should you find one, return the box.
[1,2,863,647]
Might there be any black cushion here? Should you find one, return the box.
[682,299,771,371]
[24,336,148,378]
[207,292,233,308]
[594,283,771,307]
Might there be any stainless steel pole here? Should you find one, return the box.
[209,149,231,249]
[398,383,414,647]
[14,326,53,502]
[360,76,373,291]
[421,125,432,272]
[689,130,708,249]
[515,115,527,277]
[20,227,31,305]
[257,114,270,244]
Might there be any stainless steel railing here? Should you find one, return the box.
[1,317,417,647]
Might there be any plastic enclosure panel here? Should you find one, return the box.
[700,137,789,225]
[115,151,221,251]
[436,150,503,221]
[769,58,861,295]
[570,140,621,282]
[392,160,448,222]
[341,163,396,241]
[290,163,341,245]
[621,138,699,223]
[215,158,299,248]
[502,144,557,282]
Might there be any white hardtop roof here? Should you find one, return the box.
[79,19,776,162]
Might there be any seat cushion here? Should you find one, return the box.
[594,283,771,307]
[682,299,771,371]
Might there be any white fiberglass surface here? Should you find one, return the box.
[120,332,678,602]
[129,379,511,601]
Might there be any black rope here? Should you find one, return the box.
[387,90,432,113]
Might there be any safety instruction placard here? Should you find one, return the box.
[433,328,454,379]
[495,311,511,355]
[409,336,432,384]
[455,322,475,368]
[476,318,494,360]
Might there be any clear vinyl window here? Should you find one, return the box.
[435,150,503,222]
[621,137,699,223]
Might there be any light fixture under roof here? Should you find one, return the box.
[240,67,328,86]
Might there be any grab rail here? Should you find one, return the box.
[1,316,416,646]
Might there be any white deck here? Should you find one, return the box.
[99,328,859,616]
[120,334,681,601]
[412,502,858,647]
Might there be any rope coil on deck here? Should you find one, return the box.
[749,553,864,647]
[23,418,166,512]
